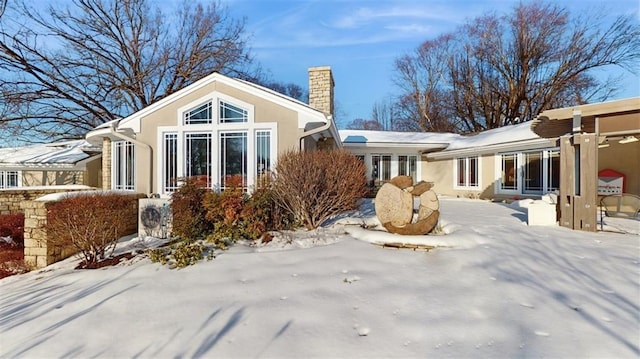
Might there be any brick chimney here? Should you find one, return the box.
[308,66,334,116]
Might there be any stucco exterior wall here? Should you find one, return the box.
[423,154,528,200]
[22,170,84,186]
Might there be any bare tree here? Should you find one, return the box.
[0,0,255,143]
[345,118,385,131]
[394,2,640,133]
[394,34,459,132]
[260,81,307,102]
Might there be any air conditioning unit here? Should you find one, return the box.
[138,198,172,238]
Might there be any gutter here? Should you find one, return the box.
[298,115,342,150]
[109,122,154,195]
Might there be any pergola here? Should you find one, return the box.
[531,98,640,232]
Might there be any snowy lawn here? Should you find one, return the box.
[1,198,638,358]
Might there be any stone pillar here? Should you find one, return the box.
[308,66,334,116]
[102,137,112,190]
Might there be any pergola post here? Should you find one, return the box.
[559,133,598,231]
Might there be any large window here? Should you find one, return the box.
[220,132,247,189]
[113,141,135,190]
[399,155,417,180]
[158,95,274,195]
[0,171,19,189]
[163,133,178,193]
[498,149,559,194]
[455,156,479,189]
[185,133,212,187]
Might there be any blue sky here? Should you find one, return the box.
[221,0,640,127]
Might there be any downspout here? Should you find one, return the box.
[298,115,340,150]
[109,122,154,195]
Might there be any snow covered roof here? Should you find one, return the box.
[444,121,540,151]
[428,121,558,159]
[339,122,559,158]
[339,130,462,151]
[0,140,101,169]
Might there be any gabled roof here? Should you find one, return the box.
[111,72,329,134]
[0,140,101,169]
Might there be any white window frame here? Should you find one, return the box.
[157,91,277,196]
[0,170,21,189]
[453,156,481,189]
[495,148,560,196]
[112,141,135,191]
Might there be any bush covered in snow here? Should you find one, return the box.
[272,149,367,229]
[46,193,135,265]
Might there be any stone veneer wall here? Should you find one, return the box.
[102,137,112,190]
[20,192,145,269]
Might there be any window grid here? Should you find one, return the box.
[113,141,135,191]
[184,102,212,125]
[163,133,178,193]
[220,101,248,123]
[256,130,271,179]
[0,171,19,189]
[220,131,248,189]
[455,156,479,188]
[185,133,212,187]
[398,155,417,179]
[501,153,518,191]
[371,155,391,182]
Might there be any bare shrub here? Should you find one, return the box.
[272,149,367,229]
[46,193,135,264]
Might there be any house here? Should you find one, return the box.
[85,67,340,196]
[0,140,102,189]
[342,98,640,204]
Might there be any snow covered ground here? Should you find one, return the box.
[1,198,638,358]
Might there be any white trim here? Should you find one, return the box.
[453,156,481,190]
[111,140,136,191]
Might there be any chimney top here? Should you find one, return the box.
[308,66,334,116]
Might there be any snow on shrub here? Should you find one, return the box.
[272,149,367,229]
[46,193,136,265]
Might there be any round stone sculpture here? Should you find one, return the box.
[375,177,439,235]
